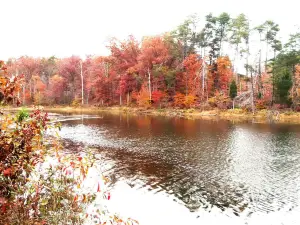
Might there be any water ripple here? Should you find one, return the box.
[52,112,300,224]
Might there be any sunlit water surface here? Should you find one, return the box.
[49,112,300,225]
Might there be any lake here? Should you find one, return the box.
[51,112,300,225]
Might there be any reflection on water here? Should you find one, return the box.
[51,112,300,224]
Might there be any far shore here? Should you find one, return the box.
[3,106,300,124]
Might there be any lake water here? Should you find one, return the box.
[51,112,300,225]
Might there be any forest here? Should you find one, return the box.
[3,13,300,111]
[1,10,300,225]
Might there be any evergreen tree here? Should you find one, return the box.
[230,80,237,109]
[229,80,237,99]
[275,70,292,104]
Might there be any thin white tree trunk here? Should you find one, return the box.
[16,68,20,103]
[250,70,255,115]
[127,92,130,106]
[202,58,206,99]
[80,60,84,105]
[148,68,152,102]
[235,45,239,84]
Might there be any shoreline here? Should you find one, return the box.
[3,106,300,124]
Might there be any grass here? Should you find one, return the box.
[4,105,300,124]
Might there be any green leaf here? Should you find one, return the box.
[40,198,49,206]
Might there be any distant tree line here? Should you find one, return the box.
[3,13,300,110]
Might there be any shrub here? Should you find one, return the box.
[0,61,138,224]
[208,92,231,109]
[227,108,244,114]
[184,94,196,108]
[152,90,166,107]
[1,109,139,224]
[16,107,29,122]
[273,103,288,110]
[197,102,213,111]
[174,93,185,108]
[255,99,267,110]
[0,108,50,220]
[174,93,197,108]
[71,98,82,107]
[284,110,294,116]
[136,86,151,108]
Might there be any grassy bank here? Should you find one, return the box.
[4,106,300,124]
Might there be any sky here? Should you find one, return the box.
[0,0,299,60]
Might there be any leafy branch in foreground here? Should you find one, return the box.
[0,61,138,224]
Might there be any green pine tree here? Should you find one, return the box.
[230,80,238,99]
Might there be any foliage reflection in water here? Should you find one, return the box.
[51,112,300,225]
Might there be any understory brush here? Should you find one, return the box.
[0,61,138,225]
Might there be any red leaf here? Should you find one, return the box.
[70,161,75,168]
[73,195,78,202]
[3,168,12,177]
[97,182,101,192]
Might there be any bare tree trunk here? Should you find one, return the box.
[202,58,206,100]
[234,45,239,82]
[234,45,242,93]
[206,77,209,102]
[246,45,249,77]
[80,60,84,105]
[16,68,19,105]
[127,92,130,106]
[148,68,152,102]
[111,82,114,105]
[265,38,268,71]
[250,70,255,115]
[87,91,89,105]
[258,49,262,96]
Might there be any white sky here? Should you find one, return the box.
[0,0,299,60]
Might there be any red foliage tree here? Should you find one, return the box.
[47,75,66,104]
[109,36,140,105]
[183,54,201,94]
[138,36,172,103]
[208,56,233,97]
[87,56,117,105]
[57,56,81,103]
[17,56,40,104]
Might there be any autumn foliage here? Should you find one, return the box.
[3,23,299,111]
[0,61,138,224]
[4,35,241,109]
